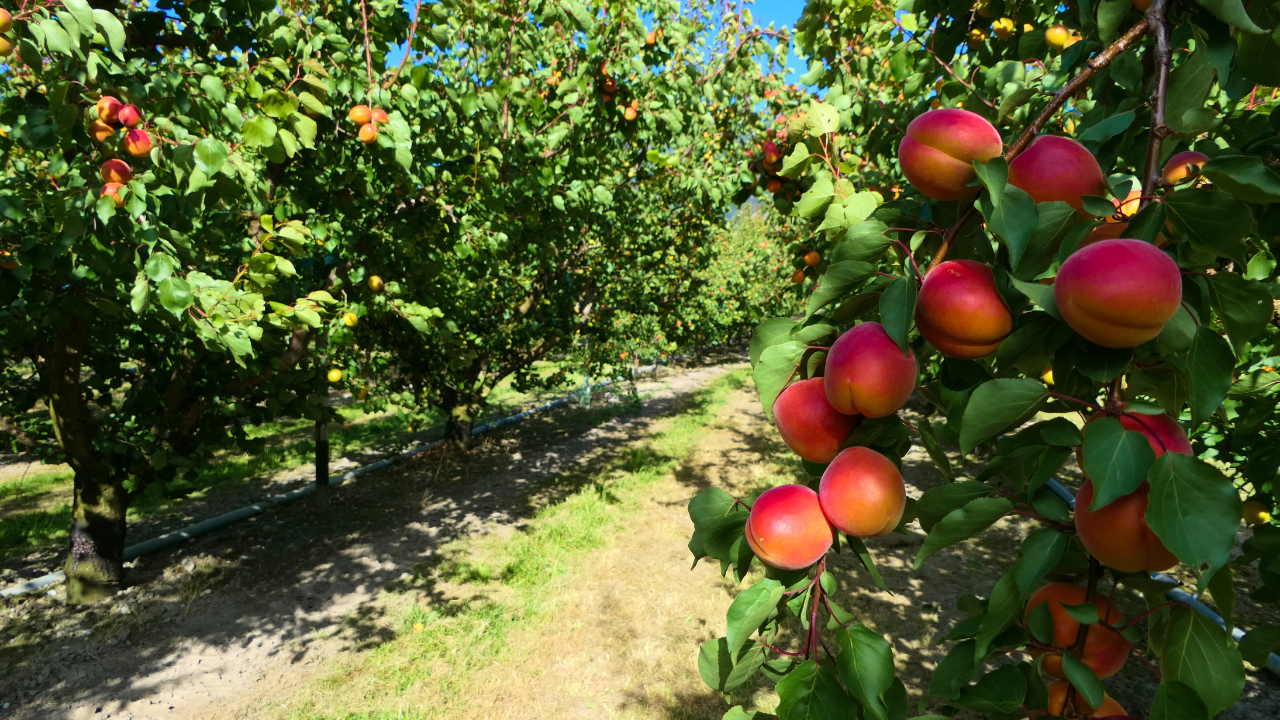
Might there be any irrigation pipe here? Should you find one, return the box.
[1043,478,1280,678]
[1,351,726,599]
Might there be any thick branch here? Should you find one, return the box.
[1140,0,1172,206]
[0,415,49,450]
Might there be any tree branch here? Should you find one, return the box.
[1140,0,1172,207]
[383,0,423,89]
[0,414,49,450]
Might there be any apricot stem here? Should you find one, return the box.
[1179,301,1201,327]
[892,240,923,281]
[1112,600,1185,631]
[1139,0,1173,206]
[1067,557,1101,657]
[359,0,374,85]
[758,639,805,657]
[926,208,976,271]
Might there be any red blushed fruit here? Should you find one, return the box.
[117,104,143,128]
[96,96,123,126]
[100,158,133,184]
[818,447,906,538]
[1054,238,1182,348]
[1076,480,1178,573]
[124,129,153,157]
[1162,150,1210,185]
[914,260,1013,359]
[101,183,126,207]
[1024,583,1130,680]
[772,378,860,464]
[1034,681,1127,718]
[1079,405,1192,467]
[1008,135,1106,213]
[824,322,918,418]
[897,108,1003,201]
[744,485,834,570]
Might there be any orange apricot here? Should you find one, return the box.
[123,129,153,157]
[824,322,918,418]
[87,120,114,143]
[773,378,860,464]
[1054,238,1182,348]
[348,105,372,125]
[1035,680,1128,718]
[1024,583,1130,680]
[914,260,1013,359]
[1008,135,1106,214]
[100,158,133,184]
[804,251,820,266]
[117,104,143,128]
[744,485,834,570]
[898,108,1003,201]
[96,96,123,126]
[818,447,906,537]
[1162,150,1210,185]
[101,182,126,207]
[358,122,378,143]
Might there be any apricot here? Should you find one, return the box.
[860,46,874,56]
[992,17,1015,40]
[0,251,16,270]
[744,484,834,570]
[358,122,378,143]
[371,108,389,124]
[1054,238,1182,348]
[773,378,860,464]
[1035,681,1128,718]
[96,96,123,126]
[1162,150,1210,185]
[791,270,805,284]
[1132,0,1152,10]
[969,28,988,43]
[804,251,820,266]
[1008,135,1106,213]
[117,104,143,128]
[1081,406,1192,462]
[124,129,153,157]
[368,275,384,292]
[1024,583,1130,680]
[818,447,906,537]
[1244,500,1272,525]
[1045,25,1071,50]
[101,182,126,208]
[1079,221,1129,248]
[766,179,783,193]
[624,106,638,121]
[342,312,359,328]
[645,31,656,45]
[348,105,372,125]
[0,9,11,34]
[824,322,917,418]
[915,260,1012,359]
[87,120,114,143]
[100,158,133,184]
[327,368,344,383]
[0,36,12,57]
[898,108,1003,201]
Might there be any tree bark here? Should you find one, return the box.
[443,398,481,447]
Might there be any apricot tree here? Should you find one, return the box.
[688,0,1280,717]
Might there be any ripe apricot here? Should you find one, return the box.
[624,106,638,121]
[824,321,917,418]
[804,251,820,266]
[0,36,13,57]
[342,312,359,328]
[766,179,783,194]
[1008,135,1106,213]
[1244,500,1272,525]
[368,275,384,292]
[358,122,378,143]
[0,251,16,270]
[773,378,860,464]
[101,183,126,207]
[1024,583,1130,680]
[87,120,114,143]
[117,104,143,128]
[124,129,153,157]
[348,105,372,125]
[1162,150,1210,185]
[915,260,1013,359]
[371,108,389,124]
[992,17,1015,40]
[1035,681,1128,718]
[0,9,12,34]
[645,31,656,45]
[744,484,834,570]
[791,270,806,284]
[96,96,123,126]
[1132,0,1153,10]
[860,46,874,56]
[969,28,988,43]
[898,108,1003,201]
[1054,238,1181,348]
[1045,25,1071,50]
[818,447,906,537]
[100,158,133,184]
[327,368,344,383]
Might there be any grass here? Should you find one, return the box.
[270,369,750,720]
[0,361,592,562]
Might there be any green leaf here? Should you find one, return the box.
[200,75,227,105]
[92,9,126,54]
[1079,109,1135,144]
[1147,453,1243,572]
[973,158,1009,207]
[807,261,875,317]
[751,318,799,365]
[1191,0,1266,33]
[975,572,1020,657]
[981,186,1038,269]
[722,708,771,720]
[878,276,916,353]
[1082,417,1157,509]
[929,640,978,699]
[780,144,812,180]
[1238,25,1280,86]
[130,272,149,314]
[755,341,806,420]
[915,497,1013,569]
[1096,0,1133,42]
[1158,606,1245,716]
[845,535,889,592]
[1008,278,1062,320]
[1201,155,1280,204]
[796,177,836,219]
[915,420,954,481]
[1014,528,1067,595]
[1166,51,1216,134]
[1060,652,1105,710]
[1015,201,1078,280]
[916,482,994,533]
[157,277,194,317]
[776,659,857,720]
[261,89,300,119]
[807,101,840,135]
[1186,330,1235,426]
[38,18,73,57]
[291,113,318,149]
[834,626,895,720]
[955,663,1027,715]
[1238,624,1280,667]
[1206,565,1237,634]
[194,138,229,176]
[725,579,784,655]
[1165,189,1252,267]
[1149,679,1208,720]
[698,638,767,693]
[959,379,1049,455]
[1209,271,1275,353]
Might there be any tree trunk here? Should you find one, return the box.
[444,401,480,447]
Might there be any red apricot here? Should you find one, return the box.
[773,378,860,464]
[744,485,834,570]
[1035,681,1128,718]
[87,120,114,143]
[1054,238,1182,348]
[818,447,905,538]
[1162,150,1210,185]
[1008,135,1106,213]
[1024,583,1130,680]
[804,251,820,266]
[898,108,1003,201]
[371,107,389,124]
[117,104,143,128]
[824,322,918,418]
[96,96,123,126]
[123,129,153,157]
[100,158,133,184]
[914,260,1012,359]
[766,179,783,194]
[101,182,126,208]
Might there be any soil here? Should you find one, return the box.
[2,357,1277,720]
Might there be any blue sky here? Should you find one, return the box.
[749,0,809,84]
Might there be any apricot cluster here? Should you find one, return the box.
[92,95,153,207]
[0,9,16,57]
[348,105,389,143]
[1023,583,1130,718]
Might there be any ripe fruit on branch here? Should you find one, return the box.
[96,96,123,126]
[327,368,344,383]
[744,484,834,570]
[772,378,860,464]
[100,158,133,184]
[101,183,126,207]
[1007,135,1106,213]
[0,36,13,57]
[87,120,114,143]
[915,260,1013,359]
[992,17,1015,40]
[371,108,389,124]
[368,275,384,292]
[818,447,906,537]
[1162,150,1210,185]
[898,108,1002,201]
[124,129,153,157]
[0,9,12,33]
[645,31,656,45]
[624,106,638,121]
[358,123,378,143]
[766,179,783,194]
[969,28,988,43]
[1045,25,1071,50]
[824,321,918,418]
[348,105,372,125]
[1054,238,1182,348]
[1244,500,1273,525]
[117,105,143,128]
[1024,583,1130,680]
[342,312,359,328]
[1035,681,1128,718]
[790,270,806,284]
[804,251,820,266]
[0,251,16,270]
